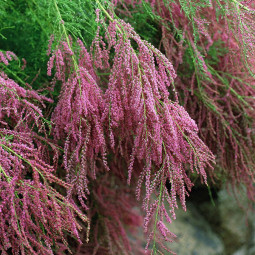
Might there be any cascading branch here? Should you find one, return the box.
[91,6,214,253]
[113,0,255,204]
[0,51,89,255]
[48,37,108,210]
[2,0,255,254]
[0,133,88,255]
[45,3,215,253]
[153,0,255,202]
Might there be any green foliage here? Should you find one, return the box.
[205,40,228,66]
[0,1,48,87]
[0,0,98,89]
[1,1,255,254]
[115,0,161,47]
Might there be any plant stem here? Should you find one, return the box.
[152,180,164,254]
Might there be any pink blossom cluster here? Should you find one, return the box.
[0,64,89,254]
[0,51,17,66]
[2,1,254,253]
[157,0,255,202]
[96,18,214,250]
[48,38,108,210]
[113,0,255,205]
[47,13,215,253]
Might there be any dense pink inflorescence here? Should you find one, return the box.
[156,0,255,202]
[0,53,89,254]
[0,131,88,255]
[0,50,17,66]
[48,38,108,209]
[114,0,255,204]
[46,10,215,252]
[90,14,214,252]
[1,2,255,254]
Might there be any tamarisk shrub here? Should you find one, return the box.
[1,0,255,254]
[114,0,255,204]
[49,5,214,251]
[95,12,215,252]
[155,0,255,202]
[47,34,145,253]
[48,37,109,210]
[47,5,214,252]
[0,51,89,254]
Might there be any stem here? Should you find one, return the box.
[231,0,255,13]
[2,64,27,86]
[152,180,164,254]
[53,0,80,75]
[0,143,46,182]
[95,0,113,22]
[0,163,11,182]
[139,65,148,141]
[95,0,122,33]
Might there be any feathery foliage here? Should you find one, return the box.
[0,0,254,254]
